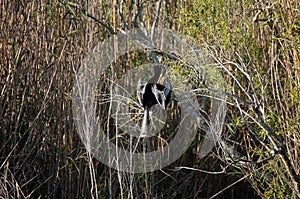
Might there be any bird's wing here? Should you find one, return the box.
[163,77,172,97]
[151,84,163,107]
[137,79,145,106]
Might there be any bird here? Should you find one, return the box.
[137,65,172,137]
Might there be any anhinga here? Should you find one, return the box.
[137,65,172,137]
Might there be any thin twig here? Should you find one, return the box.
[174,166,226,175]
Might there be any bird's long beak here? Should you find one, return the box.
[140,109,149,137]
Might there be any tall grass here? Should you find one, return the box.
[0,0,299,198]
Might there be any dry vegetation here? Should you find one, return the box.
[0,0,299,198]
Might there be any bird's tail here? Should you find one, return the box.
[140,108,149,137]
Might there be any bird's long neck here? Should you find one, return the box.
[148,66,163,84]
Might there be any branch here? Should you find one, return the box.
[59,0,117,35]
[84,12,117,35]
[174,166,226,174]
